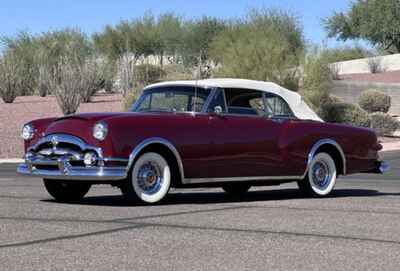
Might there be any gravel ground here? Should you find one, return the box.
[0,94,122,159]
[0,151,398,270]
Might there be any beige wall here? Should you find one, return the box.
[330,54,400,75]
[330,81,400,116]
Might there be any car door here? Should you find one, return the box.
[208,88,287,178]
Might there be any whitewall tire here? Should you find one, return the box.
[298,152,337,197]
[122,152,171,204]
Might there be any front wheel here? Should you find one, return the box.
[121,152,171,204]
[297,152,337,197]
[43,179,91,202]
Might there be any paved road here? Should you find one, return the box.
[0,151,399,271]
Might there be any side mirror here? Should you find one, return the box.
[214,106,223,115]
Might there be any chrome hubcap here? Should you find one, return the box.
[137,161,163,195]
[311,161,331,189]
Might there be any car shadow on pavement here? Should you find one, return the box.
[41,188,400,207]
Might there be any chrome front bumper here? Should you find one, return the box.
[17,134,128,181]
[17,163,126,181]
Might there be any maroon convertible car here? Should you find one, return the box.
[18,79,389,204]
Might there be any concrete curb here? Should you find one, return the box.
[0,159,23,164]
[381,142,400,152]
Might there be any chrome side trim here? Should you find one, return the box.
[305,139,347,176]
[103,157,129,163]
[185,175,303,184]
[127,138,185,182]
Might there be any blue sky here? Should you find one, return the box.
[1,0,363,47]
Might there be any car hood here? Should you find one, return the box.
[53,112,128,123]
[43,113,127,139]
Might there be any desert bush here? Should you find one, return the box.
[320,46,369,63]
[163,64,193,81]
[118,55,135,97]
[103,79,114,93]
[319,102,371,128]
[210,8,304,90]
[134,64,166,85]
[358,89,391,113]
[102,60,117,93]
[37,65,50,97]
[1,31,39,96]
[0,51,22,103]
[370,112,399,136]
[50,57,83,115]
[37,29,93,68]
[329,63,340,80]
[299,54,331,111]
[123,85,144,111]
[367,57,383,74]
[79,57,105,103]
[327,94,344,104]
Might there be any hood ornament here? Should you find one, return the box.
[51,136,59,148]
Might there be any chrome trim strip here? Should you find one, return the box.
[127,137,185,183]
[31,134,85,151]
[103,157,129,163]
[17,163,126,181]
[185,175,303,184]
[305,139,347,176]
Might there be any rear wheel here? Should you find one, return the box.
[121,152,171,204]
[43,179,91,202]
[297,152,337,197]
[222,184,251,196]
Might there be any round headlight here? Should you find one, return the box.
[22,124,35,140]
[84,152,97,166]
[93,122,108,141]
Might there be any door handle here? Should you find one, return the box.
[271,118,286,124]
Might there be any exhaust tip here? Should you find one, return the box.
[379,161,390,174]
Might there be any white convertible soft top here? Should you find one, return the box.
[145,78,323,122]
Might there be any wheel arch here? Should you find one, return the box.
[126,138,184,186]
[306,139,346,176]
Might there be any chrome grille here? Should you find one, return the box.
[26,134,103,170]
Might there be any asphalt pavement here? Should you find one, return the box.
[0,151,399,271]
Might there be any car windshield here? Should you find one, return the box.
[132,86,211,113]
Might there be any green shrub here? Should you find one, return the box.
[0,50,22,103]
[327,94,344,104]
[299,55,332,111]
[163,64,193,81]
[358,89,391,113]
[319,102,371,127]
[320,46,369,63]
[1,31,39,96]
[134,64,166,85]
[370,112,399,136]
[209,8,304,90]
